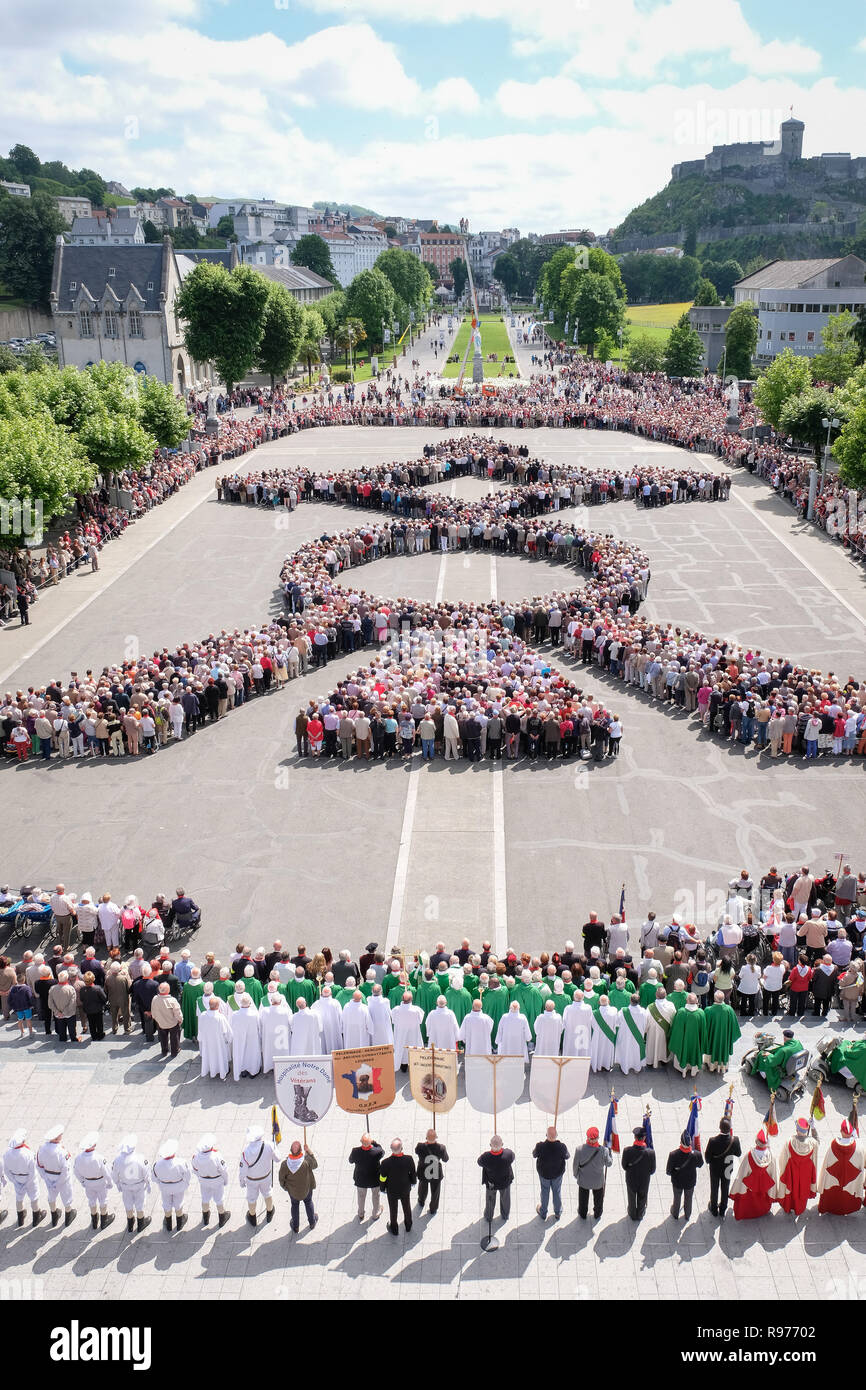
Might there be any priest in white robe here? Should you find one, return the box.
[457,999,494,1055]
[590,996,618,1072]
[199,998,233,1080]
[288,997,323,1055]
[201,981,230,1019]
[495,1001,532,1061]
[260,985,292,1073]
[391,992,424,1071]
[368,984,395,1046]
[562,991,594,1057]
[341,992,374,1048]
[533,999,564,1057]
[425,995,459,1050]
[230,993,262,1080]
[311,986,343,1052]
[645,987,676,1068]
[615,995,648,1075]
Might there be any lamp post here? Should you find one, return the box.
[617,324,623,365]
[820,415,840,494]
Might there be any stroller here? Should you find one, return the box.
[3,887,56,941]
[741,1029,810,1103]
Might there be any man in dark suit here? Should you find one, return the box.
[478,1135,515,1224]
[666,1131,705,1221]
[704,1119,742,1220]
[379,1138,416,1234]
[621,1126,656,1221]
[414,1129,449,1216]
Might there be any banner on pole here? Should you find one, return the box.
[464,1055,525,1115]
[274,1055,333,1127]
[408,1047,458,1114]
[333,1046,396,1114]
[529,1056,590,1116]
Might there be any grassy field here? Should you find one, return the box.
[442,313,518,378]
[601,300,694,364]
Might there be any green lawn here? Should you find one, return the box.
[604,300,694,365]
[442,313,518,378]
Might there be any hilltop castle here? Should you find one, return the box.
[671,117,866,183]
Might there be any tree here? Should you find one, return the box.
[493,253,519,297]
[136,374,190,447]
[0,190,67,304]
[0,345,19,374]
[779,386,838,462]
[374,248,433,315]
[682,221,697,258]
[0,411,93,536]
[422,260,440,286]
[834,401,866,489]
[291,234,339,287]
[175,262,270,394]
[18,342,50,373]
[76,410,155,476]
[316,289,346,360]
[724,302,758,378]
[663,313,705,376]
[853,302,866,364]
[335,317,366,372]
[754,347,812,429]
[714,259,745,300]
[256,282,304,388]
[215,215,235,239]
[298,308,325,384]
[450,258,468,298]
[537,246,577,322]
[810,309,860,386]
[8,144,40,178]
[627,334,664,372]
[344,268,396,348]
[569,273,624,357]
[693,277,720,307]
[142,219,161,243]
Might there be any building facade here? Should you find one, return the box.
[69,215,145,246]
[733,256,866,363]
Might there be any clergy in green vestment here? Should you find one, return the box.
[513,973,544,1031]
[667,996,706,1076]
[639,975,662,1007]
[549,982,568,1015]
[213,971,235,1002]
[608,976,635,1011]
[359,975,375,1000]
[702,992,742,1071]
[434,963,452,995]
[334,984,357,1007]
[481,976,510,1030]
[751,1031,802,1092]
[669,981,688,1011]
[380,967,402,999]
[287,968,318,1009]
[388,975,416,1008]
[181,973,205,1039]
[445,982,472,1026]
[415,971,443,1042]
[239,968,264,1007]
[461,969,480,1000]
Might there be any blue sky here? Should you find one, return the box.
[3,0,865,231]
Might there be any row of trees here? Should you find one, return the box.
[534,245,628,358]
[176,244,436,392]
[0,359,189,537]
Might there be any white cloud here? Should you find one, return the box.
[429,77,481,114]
[495,77,596,120]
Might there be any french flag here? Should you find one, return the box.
[686,1092,702,1153]
[604,1094,620,1153]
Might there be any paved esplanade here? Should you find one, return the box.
[0,426,862,957]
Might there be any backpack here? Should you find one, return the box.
[695,969,709,990]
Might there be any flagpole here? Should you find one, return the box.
[493,1056,498,1135]
[431,1044,436,1113]
[553,1058,564,1129]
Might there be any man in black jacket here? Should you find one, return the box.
[621,1126,656,1221]
[379,1138,416,1234]
[532,1126,569,1221]
[478,1135,515,1224]
[348,1133,384,1222]
[414,1129,449,1216]
[131,968,159,1041]
[666,1131,705,1220]
[704,1119,742,1220]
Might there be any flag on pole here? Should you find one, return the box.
[848,1094,860,1137]
[271,1104,282,1146]
[810,1081,825,1125]
[643,1104,653,1151]
[685,1089,702,1152]
[724,1084,735,1134]
[764,1091,779,1137]
[604,1091,620,1153]
[619,883,626,919]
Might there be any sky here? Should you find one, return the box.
[2,0,865,234]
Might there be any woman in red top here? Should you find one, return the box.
[306,716,323,755]
[786,953,813,1017]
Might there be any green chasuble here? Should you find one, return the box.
[591,979,609,998]
[751,1037,801,1091]
[669,989,688,1012]
[829,1039,866,1090]
[213,978,235,1002]
[181,980,205,1039]
[561,981,577,999]
[389,981,416,1008]
[444,985,472,1026]
[463,975,480,1000]
[360,981,374,1000]
[702,1002,741,1065]
[242,977,264,1007]
[549,991,568,1016]
[434,970,452,996]
[639,980,661,1007]
[380,972,401,998]
[481,984,509,1029]
[288,976,318,1009]
[513,981,543,1031]
[608,984,635,1011]
[335,986,356,1008]
[668,1006,706,1068]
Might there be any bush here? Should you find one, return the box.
[329,368,352,383]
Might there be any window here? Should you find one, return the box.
[807,331,815,342]
[789,303,803,313]
[766,330,772,340]
[128,309,143,337]
[822,304,837,314]
[79,308,92,337]
[69,280,77,291]
[108,266,116,279]
[104,309,118,337]
[146,280,154,291]
[788,331,796,342]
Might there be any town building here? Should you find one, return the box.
[733,255,866,363]
[55,195,94,225]
[69,215,145,246]
[688,304,733,371]
[0,179,31,198]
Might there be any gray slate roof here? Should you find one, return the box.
[52,243,166,312]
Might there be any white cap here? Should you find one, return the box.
[196,1134,216,1154]
[43,1124,63,1143]
[79,1132,99,1152]
[158,1140,178,1160]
